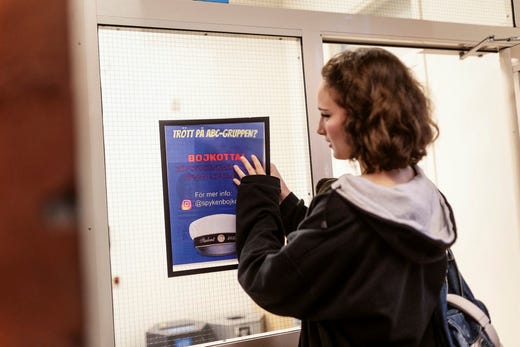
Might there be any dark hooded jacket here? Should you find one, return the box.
[235,166,457,347]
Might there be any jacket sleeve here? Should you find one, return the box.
[277,177,337,236]
[235,175,333,318]
[279,192,307,236]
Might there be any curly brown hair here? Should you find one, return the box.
[321,47,438,173]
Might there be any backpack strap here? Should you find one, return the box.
[446,294,502,347]
[446,249,464,296]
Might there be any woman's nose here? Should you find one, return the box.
[316,119,325,135]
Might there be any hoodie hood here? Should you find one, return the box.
[331,166,456,247]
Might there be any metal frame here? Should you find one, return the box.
[68,1,520,346]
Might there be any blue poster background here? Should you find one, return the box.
[162,120,266,267]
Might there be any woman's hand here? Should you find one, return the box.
[233,156,291,204]
[233,155,265,185]
[270,163,291,202]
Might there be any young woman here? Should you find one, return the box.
[233,47,456,346]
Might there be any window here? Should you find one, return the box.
[98,26,310,346]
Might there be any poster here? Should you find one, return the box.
[159,117,269,276]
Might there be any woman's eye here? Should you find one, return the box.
[321,113,330,118]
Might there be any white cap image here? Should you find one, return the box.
[189,214,236,256]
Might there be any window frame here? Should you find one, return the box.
[69,1,520,346]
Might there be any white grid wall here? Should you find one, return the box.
[98,26,311,346]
